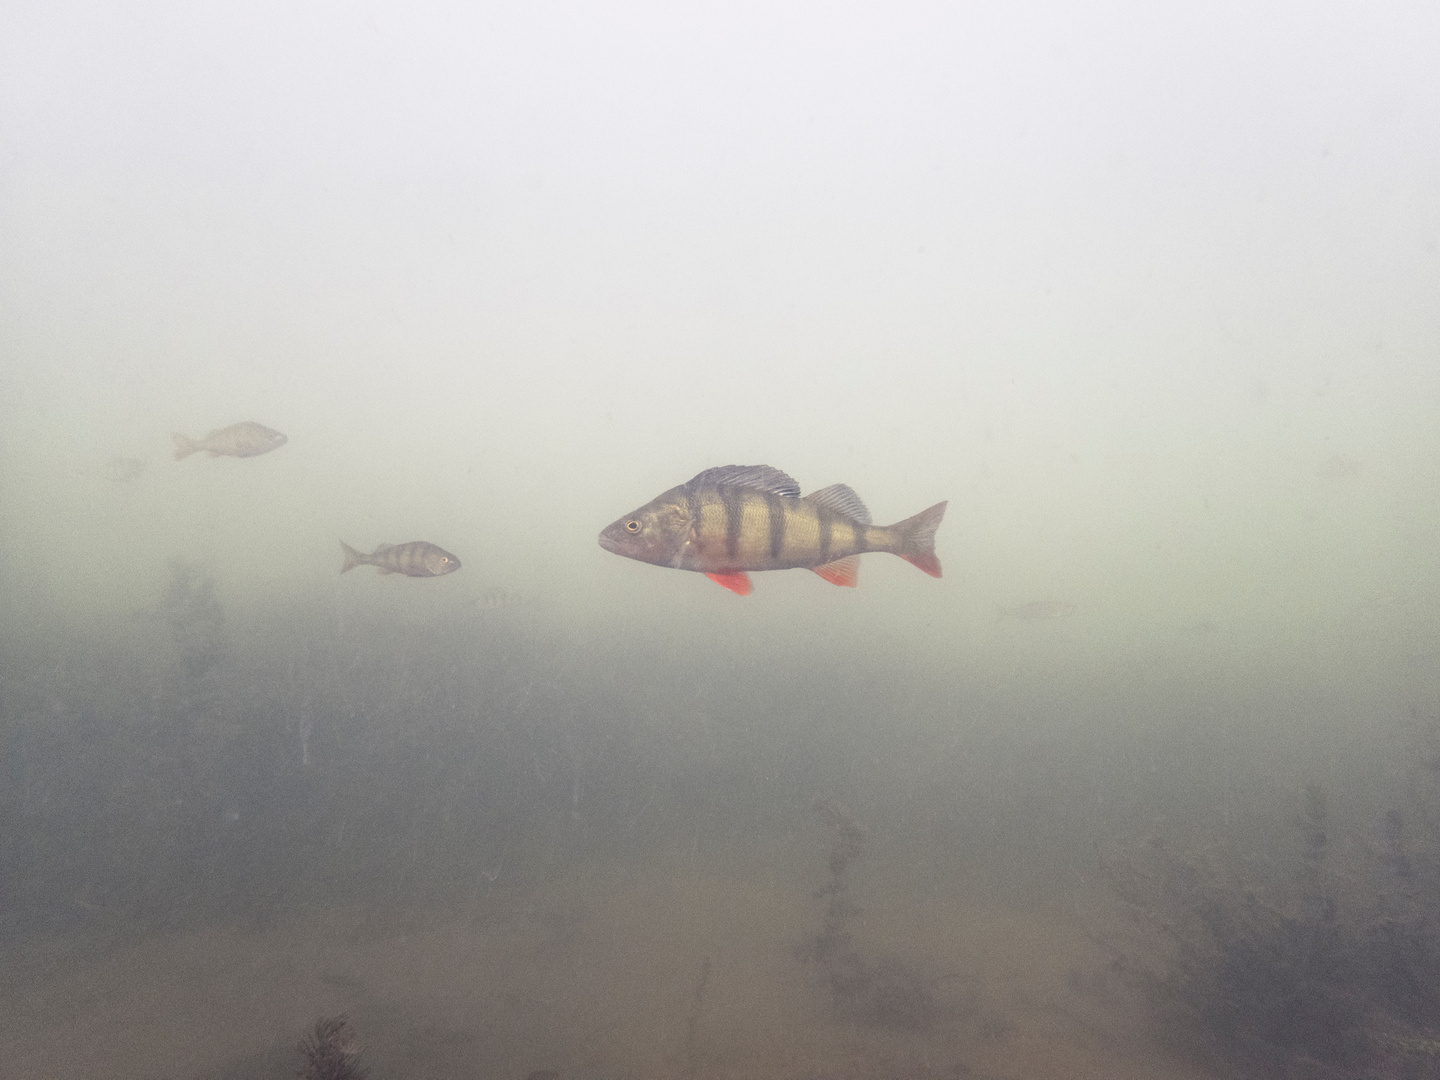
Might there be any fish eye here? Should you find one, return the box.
[625,519,641,533]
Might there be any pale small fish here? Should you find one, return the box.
[472,588,525,610]
[172,422,287,460]
[103,456,147,482]
[340,540,461,578]
[997,601,1077,621]
[1316,454,1363,480]
[599,464,946,596]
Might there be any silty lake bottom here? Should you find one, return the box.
[3,567,1438,1080]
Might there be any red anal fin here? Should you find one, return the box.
[901,552,942,578]
[812,556,860,588]
[705,571,753,596]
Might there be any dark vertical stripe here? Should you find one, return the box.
[722,487,743,560]
[817,508,832,565]
[672,486,695,569]
[766,493,786,561]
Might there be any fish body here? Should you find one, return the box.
[1316,454,1363,480]
[473,588,525,610]
[103,455,147,482]
[997,601,1076,621]
[598,464,946,595]
[340,540,461,577]
[173,422,287,460]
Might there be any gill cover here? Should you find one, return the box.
[597,487,692,566]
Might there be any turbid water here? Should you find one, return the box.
[3,849,1208,1080]
[3,4,1437,1077]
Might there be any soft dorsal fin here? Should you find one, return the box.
[803,483,871,524]
[687,465,801,498]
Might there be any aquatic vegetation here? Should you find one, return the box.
[1100,773,1440,1077]
[296,1015,366,1080]
[684,957,711,1080]
[796,802,939,1029]
[160,557,225,682]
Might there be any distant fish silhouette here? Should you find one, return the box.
[1316,454,1363,480]
[471,588,526,610]
[102,455,147,482]
[340,540,460,578]
[173,422,287,460]
[1179,618,1218,635]
[997,601,1076,621]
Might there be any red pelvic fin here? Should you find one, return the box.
[901,551,942,578]
[705,571,753,596]
[812,556,860,588]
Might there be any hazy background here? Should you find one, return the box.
[1,3,1439,1073]
[3,0,1437,622]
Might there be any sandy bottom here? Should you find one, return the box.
[0,844,1215,1080]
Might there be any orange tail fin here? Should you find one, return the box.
[891,501,947,578]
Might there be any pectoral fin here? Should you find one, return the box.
[812,556,860,588]
[705,571,753,596]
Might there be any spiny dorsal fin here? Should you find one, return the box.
[687,465,801,498]
[803,483,871,524]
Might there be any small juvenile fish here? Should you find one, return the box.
[172,422,287,460]
[340,540,461,578]
[997,601,1077,621]
[472,588,525,609]
[598,464,946,596]
[103,455,147,482]
[1316,454,1363,480]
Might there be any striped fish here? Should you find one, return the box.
[598,465,946,595]
[340,540,461,577]
[172,422,287,460]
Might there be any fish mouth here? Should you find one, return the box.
[597,530,623,554]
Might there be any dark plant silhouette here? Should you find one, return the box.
[1100,773,1440,1078]
[160,557,225,682]
[796,802,938,1029]
[296,1015,366,1080]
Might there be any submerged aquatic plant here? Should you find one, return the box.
[796,801,938,1029]
[296,1015,367,1080]
[1099,777,1440,1078]
[160,557,225,682]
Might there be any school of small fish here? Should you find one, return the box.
[130,419,967,601]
